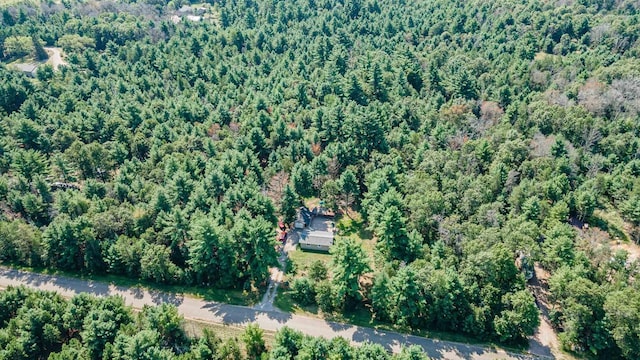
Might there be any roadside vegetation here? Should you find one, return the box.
[0,286,429,360]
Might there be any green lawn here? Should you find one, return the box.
[593,208,631,242]
[287,247,332,277]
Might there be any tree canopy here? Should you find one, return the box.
[1,0,640,356]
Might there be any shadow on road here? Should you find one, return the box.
[129,286,144,299]
[326,320,351,332]
[202,302,257,324]
[263,308,292,323]
[0,267,111,297]
[150,289,184,306]
[202,301,292,326]
[351,327,539,360]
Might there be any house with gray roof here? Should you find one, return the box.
[13,63,39,77]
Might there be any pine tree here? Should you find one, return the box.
[32,35,48,61]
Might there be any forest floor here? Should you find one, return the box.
[0,266,539,359]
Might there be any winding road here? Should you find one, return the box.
[0,266,543,360]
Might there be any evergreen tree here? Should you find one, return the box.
[330,238,370,308]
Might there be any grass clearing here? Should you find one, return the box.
[287,247,332,277]
[184,319,276,347]
[592,208,630,242]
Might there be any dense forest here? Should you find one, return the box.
[1,0,640,358]
[0,286,432,360]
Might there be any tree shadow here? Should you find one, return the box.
[326,319,352,332]
[149,289,184,306]
[351,327,540,360]
[201,301,293,327]
[528,335,554,359]
[129,286,144,299]
[0,267,111,297]
[262,308,293,323]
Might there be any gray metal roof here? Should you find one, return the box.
[300,230,334,246]
[13,63,38,73]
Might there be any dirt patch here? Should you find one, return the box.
[611,241,640,261]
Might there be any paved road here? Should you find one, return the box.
[0,267,540,360]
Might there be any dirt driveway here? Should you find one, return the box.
[45,47,67,70]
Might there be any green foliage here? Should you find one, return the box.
[187,217,233,287]
[549,267,613,355]
[315,280,337,313]
[375,206,421,263]
[0,0,639,354]
[393,345,429,360]
[31,36,48,61]
[307,260,328,282]
[43,216,103,272]
[0,220,42,267]
[280,184,299,224]
[1,288,401,360]
[81,296,133,360]
[3,35,31,58]
[388,265,426,329]
[493,290,540,343]
[242,323,266,360]
[140,244,181,284]
[140,304,189,351]
[57,34,95,53]
[271,326,303,359]
[330,237,371,308]
[292,163,314,198]
[291,277,316,306]
[604,289,640,359]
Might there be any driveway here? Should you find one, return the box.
[44,47,67,70]
[0,267,541,359]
